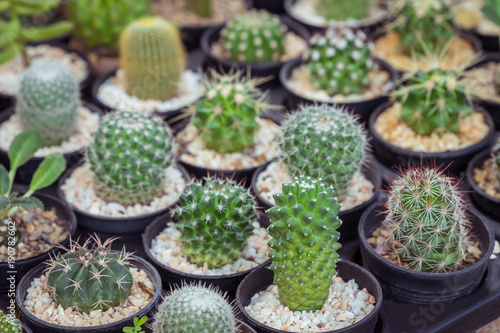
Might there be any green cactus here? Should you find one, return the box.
[0,218,21,248]
[16,61,79,147]
[47,236,134,313]
[384,167,471,273]
[173,177,257,269]
[0,309,22,333]
[280,104,367,198]
[220,10,287,62]
[186,0,212,18]
[120,17,186,101]
[87,111,174,206]
[266,176,342,311]
[318,0,371,21]
[305,27,374,96]
[66,0,151,50]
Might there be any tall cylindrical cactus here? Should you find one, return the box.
[318,0,371,21]
[0,309,21,333]
[186,0,212,18]
[120,17,186,101]
[267,176,342,311]
[16,61,79,147]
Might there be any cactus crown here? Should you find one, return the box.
[88,111,174,206]
[0,309,22,333]
[280,104,367,198]
[317,0,371,22]
[221,10,287,62]
[152,284,237,333]
[46,235,134,313]
[305,27,374,96]
[173,177,257,269]
[383,166,471,273]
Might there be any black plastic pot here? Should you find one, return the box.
[56,160,191,234]
[280,57,398,123]
[368,103,496,175]
[237,260,383,333]
[253,0,285,14]
[16,254,162,333]
[238,319,258,333]
[22,322,33,333]
[457,28,499,52]
[0,192,77,292]
[200,16,310,88]
[358,203,495,304]
[0,102,103,185]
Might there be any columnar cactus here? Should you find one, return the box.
[16,61,79,147]
[120,17,186,100]
[280,104,367,198]
[152,284,237,333]
[46,236,134,313]
[87,112,174,206]
[384,167,471,273]
[305,27,374,96]
[267,177,342,311]
[318,0,371,21]
[173,177,257,269]
[186,0,212,18]
[220,10,287,62]
[0,309,22,333]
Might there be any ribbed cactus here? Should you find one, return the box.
[173,177,257,269]
[305,27,374,96]
[221,10,287,62]
[87,111,174,206]
[120,17,186,100]
[16,61,79,147]
[46,236,134,313]
[152,285,236,333]
[318,0,371,21]
[280,104,367,198]
[186,0,212,18]
[0,310,22,333]
[0,218,20,247]
[384,167,471,273]
[66,0,150,50]
[267,177,342,311]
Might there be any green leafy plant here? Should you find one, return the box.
[123,316,148,333]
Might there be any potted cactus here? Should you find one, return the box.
[0,309,32,332]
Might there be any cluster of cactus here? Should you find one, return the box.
[220,10,287,62]
[120,17,185,101]
[0,309,22,333]
[383,167,471,273]
[317,0,371,21]
[152,284,237,333]
[305,27,374,96]
[47,236,134,313]
[186,0,212,18]
[192,70,267,153]
[87,111,174,206]
[280,104,367,198]
[173,177,257,269]
[267,176,342,311]
[16,61,79,147]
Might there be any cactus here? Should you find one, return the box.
[47,236,134,313]
[0,218,21,247]
[383,167,471,273]
[318,0,371,21]
[220,10,287,62]
[266,176,342,311]
[16,61,79,147]
[120,17,186,101]
[0,309,22,333]
[305,27,374,96]
[173,177,257,269]
[186,0,212,18]
[280,104,367,198]
[152,284,236,333]
[66,0,150,50]
[87,111,174,206]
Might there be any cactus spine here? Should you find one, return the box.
[0,309,22,333]
[186,0,212,18]
[120,17,186,100]
[318,0,371,21]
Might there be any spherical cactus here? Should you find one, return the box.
[173,177,257,269]
[266,176,342,311]
[318,0,371,21]
[0,310,22,333]
[305,27,374,96]
[152,284,237,333]
[120,17,186,100]
[87,111,174,206]
[280,104,367,198]
[186,0,212,18]
[46,236,134,313]
[16,61,79,147]
[0,218,20,248]
[220,10,287,62]
[384,167,471,273]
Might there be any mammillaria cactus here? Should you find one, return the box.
[280,104,367,198]
[173,177,257,269]
[120,17,185,100]
[266,176,342,311]
[186,0,212,18]
[87,111,174,206]
[318,0,371,21]
[0,309,22,333]
[383,167,471,273]
[220,10,287,62]
[305,27,374,96]
[47,236,134,313]
[16,61,79,147]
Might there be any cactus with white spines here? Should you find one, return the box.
[0,309,22,333]
[318,0,371,21]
